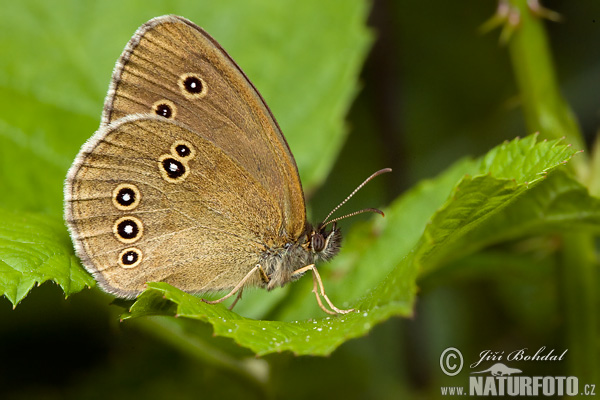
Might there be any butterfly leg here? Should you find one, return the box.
[203,264,266,305]
[228,288,244,310]
[292,264,354,315]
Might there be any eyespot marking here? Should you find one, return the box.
[112,183,141,210]
[113,216,143,244]
[170,140,195,160]
[118,247,142,269]
[152,99,176,119]
[178,73,207,99]
[176,144,190,157]
[158,154,189,182]
[162,158,185,178]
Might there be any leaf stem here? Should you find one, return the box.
[506,0,586,174]
[560,233,598,382]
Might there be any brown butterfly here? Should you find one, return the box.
[64,15,390,314]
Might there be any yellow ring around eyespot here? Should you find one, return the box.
[112,183,141,211]
[151,99,177,119]
[118,247,143,269]
[178,73,208,99]
[158,154,190,183]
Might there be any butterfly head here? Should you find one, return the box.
[306,168,392,263]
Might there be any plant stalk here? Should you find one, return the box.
[505,0,598,382]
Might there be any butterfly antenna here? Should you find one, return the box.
[320,168,392,228]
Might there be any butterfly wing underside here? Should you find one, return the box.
[66,117,285,297]
[65,15,307,297]
[102,16,306,237]
[105,15,305,239]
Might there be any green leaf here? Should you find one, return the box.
[121,135,581,356]
[0,209,95,306]
[476,134,576,182]
[434,169,600,266]
[123,283,385,356]
[421,135,581,273]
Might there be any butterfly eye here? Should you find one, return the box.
[152,100,176,119]
[118,247,142,269]
[311,233,326,252]
[178,73,207,98]
[113,216,143,244]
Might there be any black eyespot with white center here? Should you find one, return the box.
[152,99,176,119]
[170,140,195,161]
[122,250,138,265]
[112,183,141,210]
[117,219,139,240]
[184,76,203,94]
[155,103,172,118]
[116,187,135,206]
[113,216,143,244]
[175,144,191,158]
[118,247,142,269]
[162,158,185,179]
[178,73,207,98]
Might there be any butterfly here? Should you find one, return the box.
[64,15,390,314]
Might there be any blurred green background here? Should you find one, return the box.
[1,0,599,398]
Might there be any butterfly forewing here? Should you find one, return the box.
[103,15,306,241]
